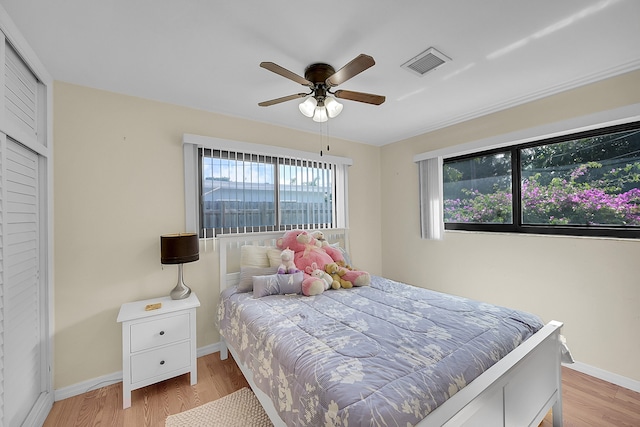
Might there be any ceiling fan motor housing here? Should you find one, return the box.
[304,63,335,84]
[305,63,335,100]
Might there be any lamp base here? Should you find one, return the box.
[170,264,192,300]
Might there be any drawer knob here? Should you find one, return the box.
[159,331,165,336]
[160,360,165,365]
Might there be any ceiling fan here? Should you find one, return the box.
[258,54,385,122]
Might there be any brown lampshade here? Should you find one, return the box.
[161,233,199,264]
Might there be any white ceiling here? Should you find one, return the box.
[2,0,639,146]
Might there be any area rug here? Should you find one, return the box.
[165,387,274,427]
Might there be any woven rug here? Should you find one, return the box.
[165,387,273,427]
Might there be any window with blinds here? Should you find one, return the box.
[199,148,335,237]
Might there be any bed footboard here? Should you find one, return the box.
[420,320,564,427]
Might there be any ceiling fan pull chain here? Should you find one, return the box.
[325,121,330,153]
[320,121,329,156]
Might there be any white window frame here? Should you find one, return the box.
[183,134,352,237]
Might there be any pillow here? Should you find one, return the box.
[252,272,304,298]
[330,242,352,267]
[238,266,279,292]
[240,245,270,268]
[267,247,283,267]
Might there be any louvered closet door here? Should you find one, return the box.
[4,41,38,139]
[3,138,42,427]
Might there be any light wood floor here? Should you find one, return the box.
[44,353,640,427]
[540,367,640,427]
[44,353,249,427]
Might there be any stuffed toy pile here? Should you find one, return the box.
[276,229,370,296]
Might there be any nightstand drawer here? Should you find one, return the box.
[130,340,191,384]
[130,313,190,352]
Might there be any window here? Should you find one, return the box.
[183,134,351,238]
[444,151,513,224]
[442,121,640,238]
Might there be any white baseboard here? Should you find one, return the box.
[55,345,639,401]
[54,371,124,401]
[54,342,224,401]
[197,342,221,358]
[564,361,640,393]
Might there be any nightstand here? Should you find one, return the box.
[117,293,200,409]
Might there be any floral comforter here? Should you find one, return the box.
[218,275,543,427]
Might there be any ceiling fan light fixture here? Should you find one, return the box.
[299,97,317,117]
[312,104,328,122]
[324,96,343,118]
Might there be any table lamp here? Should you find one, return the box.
[160,233,199,299]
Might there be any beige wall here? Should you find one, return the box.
[53,82,382,389]
[381,69,640,382]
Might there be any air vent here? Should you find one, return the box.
[401,47,451,77]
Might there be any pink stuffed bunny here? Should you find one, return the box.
[305,262,332,291]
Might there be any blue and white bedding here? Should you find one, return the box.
[218,275,544,426]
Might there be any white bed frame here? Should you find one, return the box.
[216,229,563,427]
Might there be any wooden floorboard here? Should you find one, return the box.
[539,367,640,427]
[44,355,640,426]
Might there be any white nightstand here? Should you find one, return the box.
[117,292,200,409]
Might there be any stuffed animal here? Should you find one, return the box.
[276,229,370,295]
[311,231,329,248]
[310,231,348,265]
[277,248,299,274]
[342,266,370,287]
[326,261,370,288]
[305,262,332,291]
[324,262,352,289]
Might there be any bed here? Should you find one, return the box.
[216,229,564,426]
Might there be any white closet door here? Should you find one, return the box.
[3,138,41,427]
[4,41,39,140]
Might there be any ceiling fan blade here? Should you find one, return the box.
[260,62,313,87]
[258,93,308,107]
[325,54,376,87]
[334,89,385,105]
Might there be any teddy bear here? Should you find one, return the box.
[311,231,347,263]
[324,262,352,289]
[305,262,333,291]
[311,231,329,248]
[276,229,370,295]
[277,248,299,274]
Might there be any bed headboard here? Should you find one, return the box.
[216,228,348,293]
